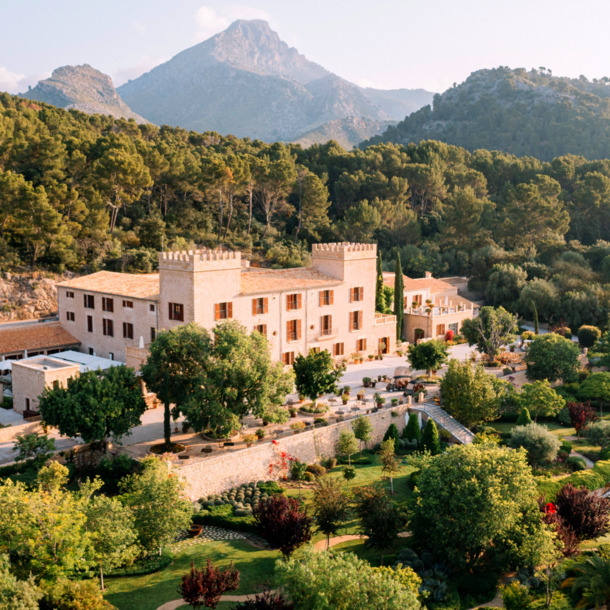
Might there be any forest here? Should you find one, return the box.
[0,92,609,329]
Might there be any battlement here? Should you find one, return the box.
[159,248,242,272]
[312,242,376,260]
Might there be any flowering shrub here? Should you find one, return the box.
[268,440,297,480]
[445,330,454,342]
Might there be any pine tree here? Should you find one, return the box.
[375,250,384,313]
[422,419,440,455]
[516,406,533,426]
[402,413,421,445]
[382,423,400,445]
[393,252,404,340]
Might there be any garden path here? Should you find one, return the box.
[562,435,596,469]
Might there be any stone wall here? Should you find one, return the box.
[177,406,408,499]
[0,420,42,443]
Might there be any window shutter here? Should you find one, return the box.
[349,288,354,303]
[228,302,233,318]
[252,299,257,316]
[297,294,302,309]
[264,298,268,314]
[297,319,302,340]
[358,311,363,329]
[319,292,323,307]
[349,312,353,331]
[214,304,220,321]
[329,290,334,305]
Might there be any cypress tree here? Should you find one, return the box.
[532,300,539,335]
[382,423,400,445]
[375,250,384,313]
[516,406,533,426]
[393,252,404,340]
[422,419,440,455]
[402,413,422,445]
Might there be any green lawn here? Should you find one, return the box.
[490,421,576,437]
[330,536,413,567]
[104,540,278,610]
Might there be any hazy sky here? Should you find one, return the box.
[2,0,610,94]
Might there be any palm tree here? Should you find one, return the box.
[562,553,610,609]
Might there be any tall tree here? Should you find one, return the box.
[407,339,449,377]
[393,252,404,340]
[293,350,344,403]
[462,306,518,362]
[312,477,351,549]
[375,250,385,313]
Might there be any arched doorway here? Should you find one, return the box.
[414,328,425,343]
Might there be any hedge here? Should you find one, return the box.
[537,459,610,501]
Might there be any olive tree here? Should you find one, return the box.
[461,306,518,362]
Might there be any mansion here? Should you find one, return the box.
[56,243,397,365]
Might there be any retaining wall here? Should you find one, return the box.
[178,406,408,499]
[0,420,42,443]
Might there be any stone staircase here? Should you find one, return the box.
[419,403,475,445]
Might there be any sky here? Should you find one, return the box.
[2,0,610,94]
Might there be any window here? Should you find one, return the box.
[84,294,95,309]
[88,347,95,356]
[333,342,344,357]
[87,315,93,333]
[109,352,114,361]
[252,297,268,315]
[102,297,114,312]
[25,397,30,410]
[286,293,302,311]
[357,338,367,351]
[413,294,423,307]
[66,290,74,299]
[123,300,133,309]
[66,311,75,322]
[349,310,363,331]
[319,290,334,306]
[254,324,267,336]
[320,315,332,336]
[149,303,156,313]
[169,302,184,321]
[214,302,233,321]
[282,352,295,365]
[102,318,114,337]
[311,347,321,353]
[150,327,157,342]
[436,324,446,336]
[449,323,459,334]
[350,287,364,302]
[287,319,302,342]
[123,322,134,339]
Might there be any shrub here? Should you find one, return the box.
[257,481,284,495]
[343,466,356,481]
[107,548,174,576]
[179,559,240,609]
[522,331,536,341]
[568,401,598,436]
[593,459,610,481]
[585,420,610,448]
[383,423,400,444]
[255,429,266,440]
[503,367,513,376]
[313,417,328,427]
[305,464,326,477]
[558,406,571,426]
[234,590,294,609]
[509,423,560,466]
[565,456,587,471]
[499,581,533,610]
[578,325,601,349]
[41,579,111,610]
[290,460,307,481]
[321,456,337,469]
[252,495,312,559]
[555,483,610,540]
[567,470,605,491]
[194,505,256,534]
[422,419,440,455]
[303,472,315,482]
[560,441,573,455]
[516,407,532,426]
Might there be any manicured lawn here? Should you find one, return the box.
[490,421,576,437]
[104,540,278,610]
[331,536,413,567]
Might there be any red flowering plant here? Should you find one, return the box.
[267,440,297,480]
[445,329,454,342]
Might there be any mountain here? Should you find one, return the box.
[292,116,395,149]
[117,20,433,145]
[20,64,147,123]
[365,67,610,160]
[361,87,435,120]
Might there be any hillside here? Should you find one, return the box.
[365,67,610,160]
[292,116,395,149]
[20,65,147,123]
[117,20,432,145]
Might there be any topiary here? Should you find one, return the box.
[303,472,315,482]
[402,413,421,445]
[578,325,601,349]
[516,407,532,426]
[305,464,326,477]
[343,466,356,481]
[421,419,440,455]
[383,423,400,444]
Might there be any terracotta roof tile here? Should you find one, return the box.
[57,271,160,300]
[241,267,340,294]
[0,322,80,356]
[382,272,453,293]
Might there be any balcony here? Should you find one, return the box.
[406,304,476,318]
[374,313,397,326]
[317,327,336,341]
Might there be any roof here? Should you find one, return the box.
[49,350,123,373]
[57,271,160,300]
[0,321,80,356]
[382,272,453,294]
[240,267,340,294]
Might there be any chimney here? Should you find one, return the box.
[425,271,432,279]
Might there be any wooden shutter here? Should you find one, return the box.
[228,302,233,318]
[214,304,220,321]
[349,312,353,331]
[263,298,268,313]
[297,294,302,309]
[349,288,354,303]
[358,311,363,329]
[297,319,302,340]
[329,290,334,305]
[252,299,257,315]
[319,291,323,307]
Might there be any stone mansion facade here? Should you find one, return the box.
[57,243,397,365]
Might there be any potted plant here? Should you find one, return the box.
[412,301,418,309]
[255,428,266,440]
[391,398,399,407]
[290,421,306,434]
[368,354,375,361]
[357,390,365,400]
[298,394,305,403]
[289,407,298,418]
[362,377,372,388]
[342,386,351,396]
[374,392,384,408]
[377,375,383,382]
[243,433,257,448]
[341,393,349,405]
